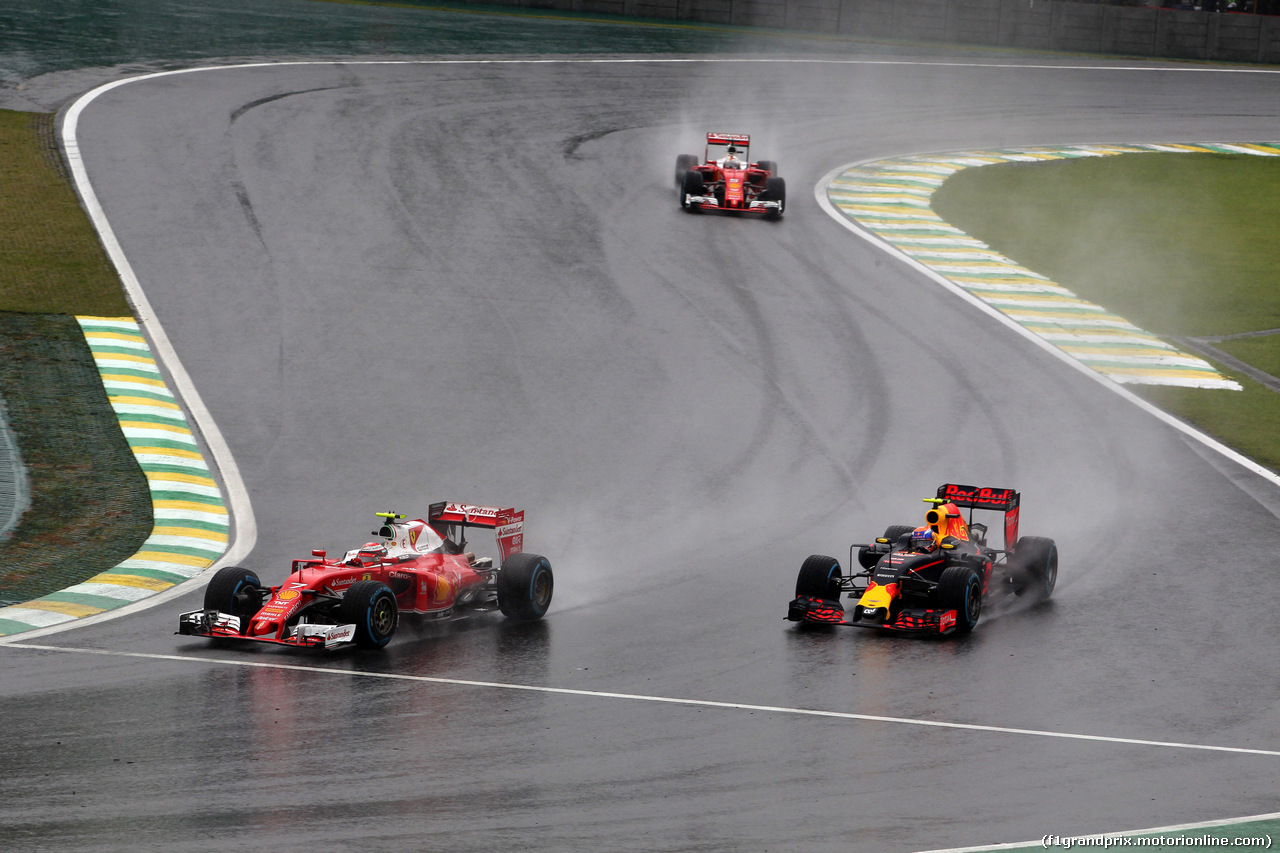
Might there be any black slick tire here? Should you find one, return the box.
[680,169,704,210]
[1010,536,1058,602]
[795,554,842,601]
[675,153,698,185]
[497,552,554,620]
[339,580,398,649]
[203,566,263,624]
[757,159,778,177]
[936,565,982,634]
[761,176,786,218]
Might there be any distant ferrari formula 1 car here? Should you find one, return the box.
[676,132,785,218]
[178,503,553,650]
[786,484,1057,636]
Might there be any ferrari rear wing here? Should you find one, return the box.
[934,484,1020,550]
[428,502,524,561]
[705,132,750,163]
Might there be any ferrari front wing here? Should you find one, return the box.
[177,609,357,649]
[685,193,781,214]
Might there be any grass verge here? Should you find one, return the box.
[0,110,151,606]
[932,152,1280,473]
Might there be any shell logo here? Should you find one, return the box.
[276,589,300,601]
[434,576,452,604]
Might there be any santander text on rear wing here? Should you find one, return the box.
[935,483,1020,550]
[428,502,524,562]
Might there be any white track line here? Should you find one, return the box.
[8,641,1280,758]
[918,812,1280,853]
[0,68,268,644]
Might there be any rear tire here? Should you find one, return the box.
[497,553,554,620]
[795,555,842,601]
[1010,536,1058,602]
[882,525,915,547]
[680,169,704,210]
[936,566,982,633]
[675,153,698,185]
[761,176,786,218]
[203,566,263,624]
[757,159,778,176]
[339,580,398,649]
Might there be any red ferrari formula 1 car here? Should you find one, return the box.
[786,484,1058,636]
[178,503,553,650]
[676,132,785,218]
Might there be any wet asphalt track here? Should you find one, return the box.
[3,57,1280,851]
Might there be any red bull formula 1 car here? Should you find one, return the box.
[786,484,1057,636]
[676,132,785,218]
[178,503,553,650]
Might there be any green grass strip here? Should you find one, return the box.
[0,112,131,316]
[932,151,1280,471]
[0,313,154,608]
[932,153,1280,338]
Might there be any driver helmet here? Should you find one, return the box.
[724,146,741,167]
[355,541,388,566]
[910,527,937,553]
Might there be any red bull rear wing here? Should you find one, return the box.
[934,484,1020,550]
[935,484,1019,511]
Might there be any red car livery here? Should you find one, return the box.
[178,502,553,650]
[676,132,785,218]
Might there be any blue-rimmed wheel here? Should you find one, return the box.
[936,565,982,634]
[339,580,398,649]
[680,169,704,210]
[203,566,263,627]
[497,553,554,621]
[795,554,842,602]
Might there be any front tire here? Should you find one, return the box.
[1011,536,1058,602]
[339,580,398,649]
[936,565,982,634]
[795,554,842,601]
[497,553,554,620]
[203,566,263,625]
[675,153,698,185]
[680,169,704,210]
[761,176,786,219]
